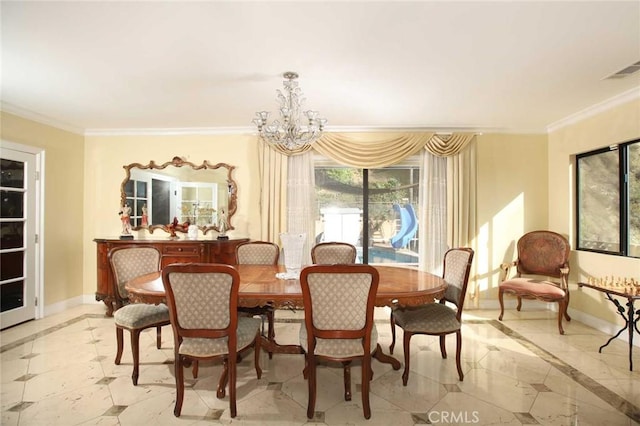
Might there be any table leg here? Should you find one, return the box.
[260,336,304,355]
[598,294,638,371]
[372,343,401,370]
[627,300,638,371]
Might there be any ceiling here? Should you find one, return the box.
[2,1,639,135]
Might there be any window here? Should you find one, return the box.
[314,156,420,265]
[576,139,639,257]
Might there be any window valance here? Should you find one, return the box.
[262,132,475,168]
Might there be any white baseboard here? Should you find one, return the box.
[472,298,639,348]
[42,296,85,317]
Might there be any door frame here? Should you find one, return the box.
[1,140,45,321]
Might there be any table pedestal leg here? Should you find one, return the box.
[599,294,637,371]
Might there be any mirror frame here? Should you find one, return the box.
[120,157,237,235]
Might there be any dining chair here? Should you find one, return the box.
[389,247,474,384]
[108,246,170,386]
[299,264,379,419]
[235,241,279,358]
[162,263,262,418]
[498,230,571,334]
[311,241,357,264]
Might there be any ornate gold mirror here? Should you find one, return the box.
[120,157,237,235]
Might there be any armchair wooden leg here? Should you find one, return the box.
[498,289,505,321]
[516,296,523,312]
[564,293,572,321]
[557,301,566,335]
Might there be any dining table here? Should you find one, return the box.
[125,263,448,370]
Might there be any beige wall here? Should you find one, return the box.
[82,134,262,296]
[1,112,85,307]
[5,100,639,326]
[474,133,549,305]
[548,98,640,324]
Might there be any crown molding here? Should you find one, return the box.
[1,102,85,135]
[83,127,253,136]
[546,87,640,133]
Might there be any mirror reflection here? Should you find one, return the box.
[120,157,237,235]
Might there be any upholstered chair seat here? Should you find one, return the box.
[300,324,378,357]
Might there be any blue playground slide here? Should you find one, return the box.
[390,203,418,249]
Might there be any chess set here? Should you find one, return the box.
[586,276,640,296]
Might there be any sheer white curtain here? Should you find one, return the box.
[286,151,316,265]
[418,151,448,274]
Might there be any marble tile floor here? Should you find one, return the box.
[1,304,639,426]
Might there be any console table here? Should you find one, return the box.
[94,237,249,316]
[577,281,640,371]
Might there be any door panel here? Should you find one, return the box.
[0,148,37,329]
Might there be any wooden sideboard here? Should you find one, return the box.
[94,237,249,316]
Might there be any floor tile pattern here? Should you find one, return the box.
[1,305,639,425]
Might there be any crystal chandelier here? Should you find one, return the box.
[253,72,327,150]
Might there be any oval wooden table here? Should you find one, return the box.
[125,264,448,370]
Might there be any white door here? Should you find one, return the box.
[1,146,38,329]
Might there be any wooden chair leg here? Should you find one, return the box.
[130,329,141,386]
[306,356,317,419]
[342,361,352,401]
[439,335,447,359]
[361,355,371,419]
[174,354,184,417]
[498,289,505,321]
[557,301,566,335]
[217,359,228,398]
[267,310,275,359]
[254,332,262,379]
[402,331,412,386]
[114,327,124,365]
[389,311,396,354]
[156,326,162,349]
[564,293,572,321]
[516,296,523,311]
[455,331,464,381]
[229,351,237,418]
[192,361,199,378]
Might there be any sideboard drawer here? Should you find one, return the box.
[162,244,201,256]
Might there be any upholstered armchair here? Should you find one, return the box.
[498,230,571,334]
[162,263,262,418]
